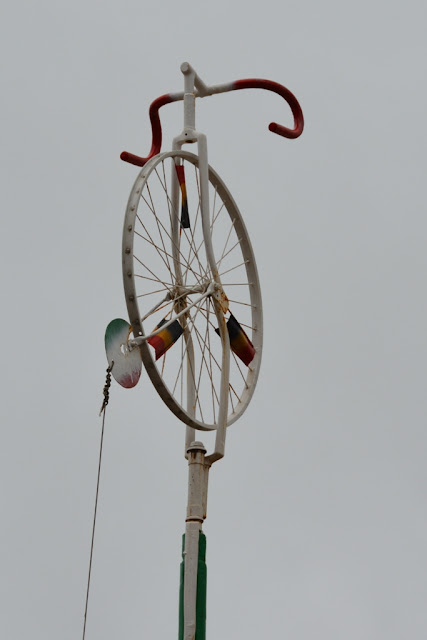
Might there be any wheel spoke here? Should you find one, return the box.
[211,201,225,229]
[218,260,249,278]
[217,218,236,267]
[191,306,220,420]
[134,228,204,278]
[216,237,242,270]
[184,319,205,424]
[171,303,205,397]
[205,304,217,423]
[231,350,249,389]
[134,210,174,278]
[133,254,174,293]
[154,161,209,282]
[227,299,257,308]
[178,163,208,283]
[146,182,173,277]
[184,200,226,279]
[222,282,252,287]
[183,164,203,285]
[136,287,169,298]
[160,161,174,229]
[138,195,206,286]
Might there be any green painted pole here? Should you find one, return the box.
[196,532,207,639]
[179,531,207,640]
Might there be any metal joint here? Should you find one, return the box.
[186,440,207,455]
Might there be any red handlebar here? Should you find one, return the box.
[120,93,180,167]
[232,78,304,140]
[121,78,304,168]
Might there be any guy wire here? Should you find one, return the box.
[82,361,114,639]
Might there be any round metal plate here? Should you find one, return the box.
[105,319,142,389]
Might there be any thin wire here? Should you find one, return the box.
[83,363,113,639]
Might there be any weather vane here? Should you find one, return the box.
[87,62,303,640]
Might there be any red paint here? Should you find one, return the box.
[175,164,185,185]
[233,78,304,139]
[121,93,180,167]
[147,319,184,360]
[147,333,167,360]
[119,370,141,389]
[215,314,255,366]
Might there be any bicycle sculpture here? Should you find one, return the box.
[105,62,304,640]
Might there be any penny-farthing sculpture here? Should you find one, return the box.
[106,63,304,640]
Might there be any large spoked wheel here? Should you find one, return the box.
[122,151,263,431]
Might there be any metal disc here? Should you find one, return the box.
[105,319,142,389]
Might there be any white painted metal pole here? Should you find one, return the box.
[181,62,196,137]
[184,441,210,640]
[178,66,232,639]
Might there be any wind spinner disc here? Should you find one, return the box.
[105,319,142,388]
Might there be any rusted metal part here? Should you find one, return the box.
[212,284,229,314]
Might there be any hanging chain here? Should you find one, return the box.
[82,362,114,640]
[99,361,114,416]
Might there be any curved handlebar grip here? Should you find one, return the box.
[233,78,304,139]
[120,93,180,167]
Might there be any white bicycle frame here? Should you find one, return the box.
[121,61,304,640]
[173,63,231,464]
[128,64,233,465]
[127,64,233,640]
[173,64,230,640]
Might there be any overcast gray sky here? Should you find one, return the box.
[2,0,427,638]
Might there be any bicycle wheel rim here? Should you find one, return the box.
[123,150,263,431]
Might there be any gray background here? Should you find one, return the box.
[2,0,427,638]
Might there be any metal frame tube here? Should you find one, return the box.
[177,67,231,640]
[171,139,197,455]
[183,442,210,640]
